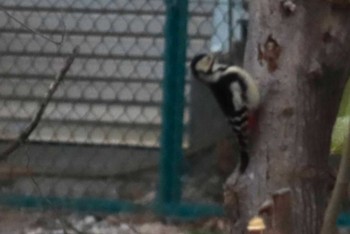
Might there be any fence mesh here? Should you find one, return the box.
[0,0,247,212]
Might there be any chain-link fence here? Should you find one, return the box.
[0,0,247,217]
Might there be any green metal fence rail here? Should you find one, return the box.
[158,0,188,203]
[157,0,224,218]
[158,0,189,206]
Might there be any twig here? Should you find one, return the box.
[126,223,141,234]
[60,217,87,234]
[320,120,350,234]
[0,47,79,161]
[0,5,65,45]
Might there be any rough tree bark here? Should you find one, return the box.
[225,1,350,234]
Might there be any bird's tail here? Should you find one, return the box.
[236,132,249,173]
[228,107,250,173]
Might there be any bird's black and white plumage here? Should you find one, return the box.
[190,53,260,173]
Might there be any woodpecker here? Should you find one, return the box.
[190,53,260,173]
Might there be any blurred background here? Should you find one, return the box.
[0,0,249,233]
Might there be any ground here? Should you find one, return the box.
[0,207,230,234]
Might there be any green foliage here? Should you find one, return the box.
[331,117,350,155]
[331,79,350,156]
[337,80,350,117]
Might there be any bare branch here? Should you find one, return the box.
[0,4,65,45]
[0,47,79,161]
[59,218,87,234]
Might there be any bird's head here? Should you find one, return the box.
[190,53,216,83]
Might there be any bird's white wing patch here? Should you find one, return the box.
[225,66,260,110]
[230,82,244,110]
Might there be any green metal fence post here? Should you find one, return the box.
[158,0,189,206]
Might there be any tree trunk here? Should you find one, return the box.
[225,1,350,233]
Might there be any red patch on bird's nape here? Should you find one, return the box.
[248,110,259,133]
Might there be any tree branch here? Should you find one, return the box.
[0,5,65,46]
[0,47,79,161]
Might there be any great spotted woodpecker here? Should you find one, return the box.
[190,53,260,173]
